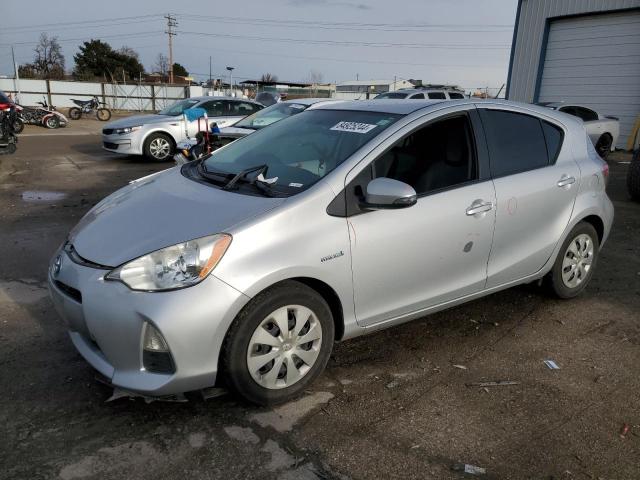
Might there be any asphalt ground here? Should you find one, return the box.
[1,119,639,479]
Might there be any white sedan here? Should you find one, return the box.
[539,103,619,159]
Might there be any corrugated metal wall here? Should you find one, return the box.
[507,0,640,102]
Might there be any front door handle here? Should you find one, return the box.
[466,200,493,216]
[557,175,576,188]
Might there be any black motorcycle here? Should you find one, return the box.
[68,96,111,121]
[0,106,19,155]
[14,96,68,132]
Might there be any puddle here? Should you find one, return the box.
[21,190,67,202]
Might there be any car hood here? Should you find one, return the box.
[69,167,285,266]
[105,114,179,129]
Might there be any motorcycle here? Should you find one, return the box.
[68,96,112,121]
[0,105,19,155]
[14,96,68,132]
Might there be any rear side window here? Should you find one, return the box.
[541,121,563,163]
[479,109,548,177]
[410,93,425,99]
[428,92,446,99]
[448,92,465,99]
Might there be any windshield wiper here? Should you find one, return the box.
[196,160,232,184]
[222,164,268,190]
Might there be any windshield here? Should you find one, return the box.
[234,102,308,130]
[375,92,408,99]
[201,109,401,195]
[158,98,200,116]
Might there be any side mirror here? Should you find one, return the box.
[361,177,417,210]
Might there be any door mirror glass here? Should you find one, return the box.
[362,177,417,209]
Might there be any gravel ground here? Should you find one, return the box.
[0,123,638,479]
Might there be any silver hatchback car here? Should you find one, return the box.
[49,99,613,405]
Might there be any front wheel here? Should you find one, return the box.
[143,133,174,162]
[12,118,24,134]
[68,107,81,120]
[96,108,111,121]
[222,281,335,405]
[44,115,59,129]
[546,222,600,299]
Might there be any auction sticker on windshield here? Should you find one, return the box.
[330,121,377,134]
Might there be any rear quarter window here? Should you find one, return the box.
[541,121,564,164]
[479,109,549,177]
[448,92,465,99]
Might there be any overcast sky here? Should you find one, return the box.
[1,0,518,92]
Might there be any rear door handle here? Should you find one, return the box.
[557,175,576,188]
[466,201,493,216]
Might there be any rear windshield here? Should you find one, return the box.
[375,92,408,99]
[200,109,401,195]
[234,102,308,130]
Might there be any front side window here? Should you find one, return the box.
[234,102,307,130]
[373,115,477,195]
[479,109,549,177]
[200,100,226,117]
[410,93,425,99]
[428,92,446,99]
[200,109,401,195]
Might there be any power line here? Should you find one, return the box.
[0,14,163,32]
[177,30,510,49]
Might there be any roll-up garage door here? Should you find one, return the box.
[537,10,640,149]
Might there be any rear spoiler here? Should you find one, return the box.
[604,115,619,120]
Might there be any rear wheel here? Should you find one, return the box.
[12,118,24,134]
[547,222,599,299]
[96,108,111,121]
[44,115,59,129]
[222,281,335,405]
[68,107,81,120]
[628,149,640,201]
[143,133,174,162]
[595,133,613,159]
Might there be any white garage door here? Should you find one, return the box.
[538,10,640,149]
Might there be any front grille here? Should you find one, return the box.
[54,280,82,303]
[103,142,118,149]
[102,128,114,135]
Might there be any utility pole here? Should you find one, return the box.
[165,13,177,84]
[209,56,212,89]
[226,66,235,97]
[11,45,21,103]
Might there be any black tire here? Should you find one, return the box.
[96,108,111,121]
[627,149,640,201]
[68,107,81,120]
[546,222,600,299]
[12,118,24,134]
[595,133,613,160]
[222,280,335,406]
[44,115,59,129]
[143,133,175,162]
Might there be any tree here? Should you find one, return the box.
[305,69,324,85]
[153,53,169,78]
[18,33,65,79]
[172,62,188,77]
[118,46,140,61]
[73,40,145,81]
[260,73,278,83]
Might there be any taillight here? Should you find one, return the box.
[602,163,609,185]
[0,102,10,111]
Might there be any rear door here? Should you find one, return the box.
[224,101,262,127]
[478,106,580,288]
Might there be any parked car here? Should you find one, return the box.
[628,148,640,200]
[538,103,619,159]
[49,99,613,405]
[101,96,263,161]
[375,86,466,100]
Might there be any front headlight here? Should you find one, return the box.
[105,234,232,291]
[115,125,141,135]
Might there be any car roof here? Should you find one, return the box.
[190,96,261,104]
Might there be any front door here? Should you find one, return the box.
[347,110,496,326]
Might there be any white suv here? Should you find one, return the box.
[375,88,466,100]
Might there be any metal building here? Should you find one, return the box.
[506,0,640,149]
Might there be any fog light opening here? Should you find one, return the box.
[142,323,175,374]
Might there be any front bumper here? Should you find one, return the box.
[102,132,142,155]
[48,247,249,396]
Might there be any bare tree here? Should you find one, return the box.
[260,73,278,83]
[306,69,324,85]
[118,46,140,61]
[154,53,169,78]
[25,33,65,79]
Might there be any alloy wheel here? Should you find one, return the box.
[149,137,171,159]
[246,305,322,390]
[561,233,594,288]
